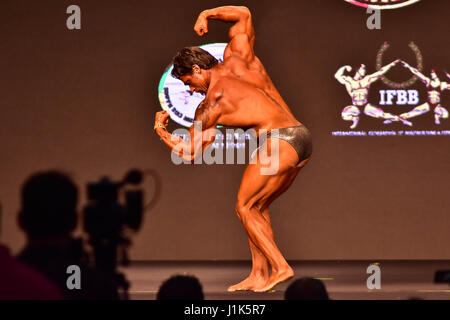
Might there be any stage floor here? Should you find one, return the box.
[120,261,450,300]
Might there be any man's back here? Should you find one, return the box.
[207,57,300,130]
[218,54,299,125]
[0,244,62,300]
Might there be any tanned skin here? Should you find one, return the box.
[155,6,311,292]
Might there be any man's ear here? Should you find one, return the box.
[192,64,201,74]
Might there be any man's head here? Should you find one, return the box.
[157,274,204,300]
[171,47,218,94]
[430,69,438,80]
[354,64,366,80]
[430,69,440,86]
[18,171,78,239]
[284,277,329,300]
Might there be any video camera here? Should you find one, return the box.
[83,169,145,298]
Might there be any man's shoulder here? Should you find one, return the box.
[222,54,246,66]
[223,53,262,71]
[206,82,226,102]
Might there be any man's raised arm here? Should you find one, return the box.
[335,66,352,85]
[194,6,255,62]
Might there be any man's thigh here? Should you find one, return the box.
[237,161,299,211]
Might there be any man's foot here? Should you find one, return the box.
[227,275,268,292]
[400,118,413,126]
[350,119,359,129]
[252,267,294,293]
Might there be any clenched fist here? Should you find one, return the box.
[194,12,208,36]
[343,65,352,73]
[155,110,170,129]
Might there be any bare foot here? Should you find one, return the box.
[227,275,268,292]
[253,267,294,292]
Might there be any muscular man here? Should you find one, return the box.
[154,6,312,292]
[400,62,449,125]
[334,60,411,128]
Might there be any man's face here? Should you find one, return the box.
[179,65,209,95]
[431,70,438,80]
[354,65,366,80]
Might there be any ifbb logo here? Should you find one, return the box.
[158,43,227,128]
[335,42,450,129]
[345,0,420,10]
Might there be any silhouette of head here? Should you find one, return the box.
[354,64,366,80]
[157,275,204,300]
[171,47,218,95]
[430,70,439,80]
[284,277,329,300]
[429,70,441,87]
[18,171,78,238]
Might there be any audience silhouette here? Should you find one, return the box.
[16,170,119,300]
[284,277,329,300]
[157,275,204,300]
[0,242,63,300]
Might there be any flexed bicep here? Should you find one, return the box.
[224,33,255,63]
[224,7,255,62]
[335,66,352,85]
[197,6,255,63]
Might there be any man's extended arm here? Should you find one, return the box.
[367,59,399,84]
[442,72,450,91]
[401,61,430,86]
[194,6,255,62]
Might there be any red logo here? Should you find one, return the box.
[345,0,420,10]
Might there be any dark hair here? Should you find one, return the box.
[157,275,204,300]
[19,171,78,237]
[171,46,218,79]
[284,277,329,300]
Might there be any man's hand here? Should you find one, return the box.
[343,65,352,73]
[401,60,411,68]
[398,116,413,126]
[387,59,399,68]
[194,12,209,36]
[154,110,170,132]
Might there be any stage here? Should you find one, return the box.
[121,261,450,300]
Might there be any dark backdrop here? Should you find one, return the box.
[0,0,449,259]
